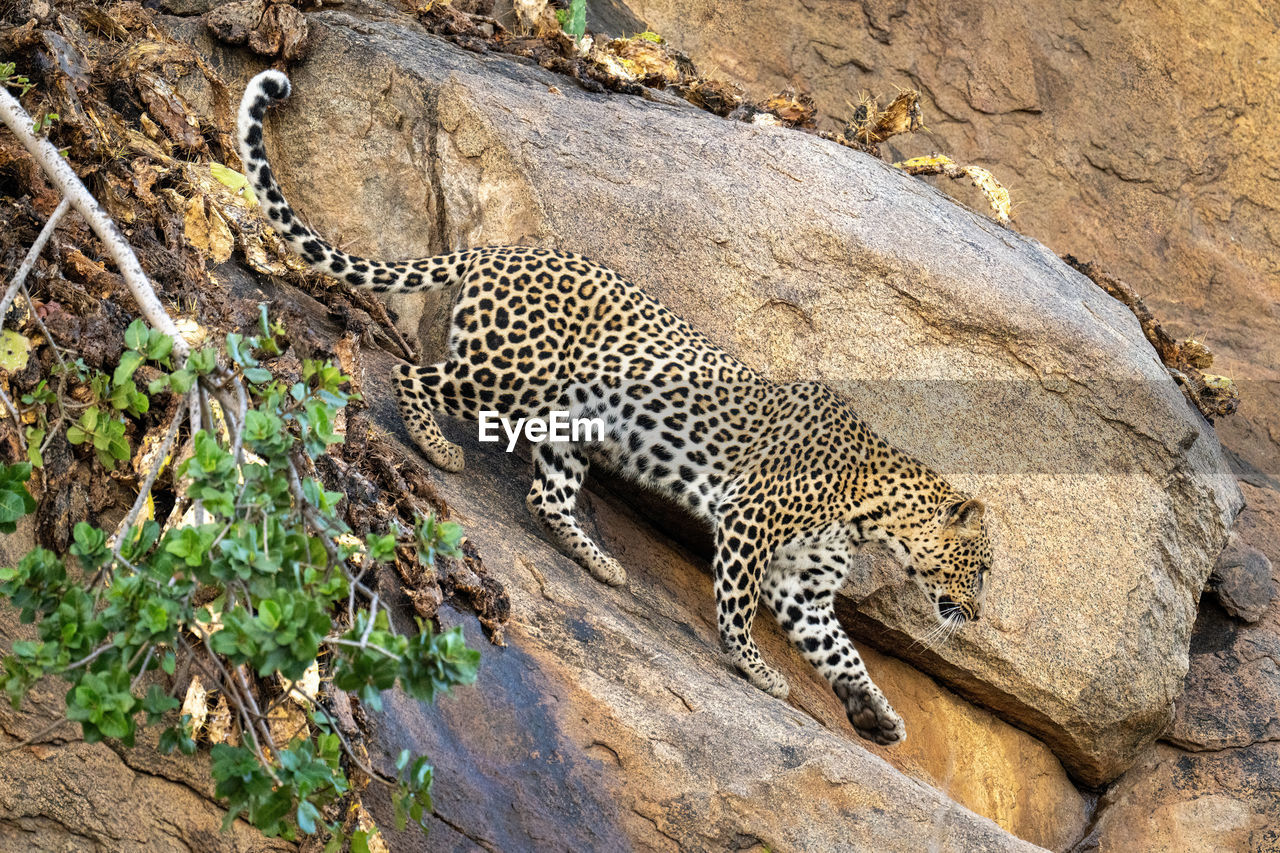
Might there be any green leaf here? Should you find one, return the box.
[168,369,195,393]
[142,684,179,722]
[113,349,144,385]
[0,463,37,534]
[225,333,258,369]
[146,331,174,362]
[124,319,148,352]
[159,717,197,755]
[187,347,218,375]
[258,599,282,630]
[0,310,482,846]
[164,525,214,567]
[69,523,108,570]
[296,799,320,835]
[0,489,33,534]
[25,427,44,468]
[366,533,397,562]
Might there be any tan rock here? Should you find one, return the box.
[204,4,1242,785]
[1086,483,1280,852]
[856,646,1088,851]
[1085,479,1280,850]
[1080,742,1280,853]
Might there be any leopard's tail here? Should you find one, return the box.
[237,70,475,294]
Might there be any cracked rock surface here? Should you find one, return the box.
[622,0,1280,497]
[615,0,1280,843]
[0,0,1257,848]
[1087,484,1280,851]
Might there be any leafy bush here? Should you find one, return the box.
[0,314,479,847]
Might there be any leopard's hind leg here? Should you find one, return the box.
[393,362,471,472]
[526,441,626,586]
[713,502,789,699]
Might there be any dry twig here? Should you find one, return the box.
[894,154,1012,226]
[1063,255,1239,421]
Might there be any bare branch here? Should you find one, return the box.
[65,642,114,671]
[21,280,67,371]
[0,196,70,323]
[0,386,25,455]
[282,683,396,787]
[0,89,190,359]
[110,403,188,558]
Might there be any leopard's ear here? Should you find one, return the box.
[939,498,985,538]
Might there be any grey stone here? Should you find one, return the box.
[1211,534,1276,623]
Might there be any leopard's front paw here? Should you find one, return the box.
[744,663,790,700]
[834,681,905,745]
[588,553,628,587]
[424,439,465,473]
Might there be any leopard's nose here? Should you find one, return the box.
[938,595,969,623]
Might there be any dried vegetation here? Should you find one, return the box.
[0,0,509,805]
[1063,256,1239,421]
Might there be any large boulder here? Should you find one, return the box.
[1077,480,1280,851]
[196,2,1243,786]
[1078,741,1280,852]
[621,0,1280,490]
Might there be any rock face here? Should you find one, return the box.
[1079,742,1280,853]
[244,267,1081,850]
[1166,481,1280,755]
[0,0,1265,848]
[608,0,1280,843]
[1167,596,1280,754]
[348,412,1054,852]
[1210,532,1276,623]
[852,646,1087,850]
[622,0,1280,489]
[202,1,1242,787]
[1078,483,1280,851]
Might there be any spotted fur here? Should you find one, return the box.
[238,70,993,745]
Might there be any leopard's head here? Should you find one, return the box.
[905,496,991,627]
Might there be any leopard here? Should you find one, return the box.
[238,69,993,745]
